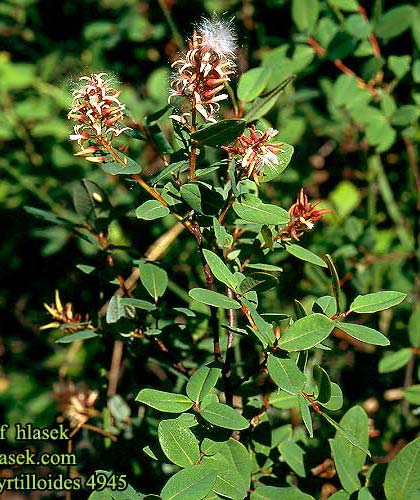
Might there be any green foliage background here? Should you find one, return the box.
[1,0,420,498]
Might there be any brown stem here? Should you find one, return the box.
[402,353,415,415]
[358,6,381,57]
[223,288,237,406]
[404,137,420,211]
[189,104,198,181]
[107,340,124,397]
[307,36,378,96]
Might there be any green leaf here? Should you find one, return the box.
[325,254,341,313]
[186,366,221,404]
[160,466,217,500]
[329,181,361,218]
[139,262,168,301]
[413,60,420,83]
[375,6,416,40]
[73,179,111,228]
[320,382,343,411]
[237,68,271,102]
[285,244,327,268]
[329,0,359,11]
[327,32,357,60]
[237,272,278,295]
[267,354,306,395]
[241,298,276,347]
[191,120,246,147]
[106,295,131,324]
[202,250,237,289]
[349,291,406,314]
[180,183,224,216]
[404,385,420,405]
[24,206,73,227]
[277,314,335,352]
[278,440,306,477]
[330,438,361,493]
[409,311,420,348]
[335,406,369,471]
[361,57,385,81]
[200,403,249,430]
[247,263,283,272]
[136,389,193,413]
[358,487,376,500]
[202,439,251,500]
[345,14,372,39]
[101,157,142,175]
[378,348,412,373]
[244,75,295,122]
[336,322,390,346]
[313,296,337,317]
[136,200,170,220]
[233,194,289,225]
[292,0,320,32]
[213,218,233,248]
[55,330,99,343]
[391,106,420,126]
[384,436,420,500]
[313,365,331,404]
[258,143,294,183]
[201,438,227,457]
[251,485,314,499]
[158,419,200,468]
[388,55,411,80]
[189,288,241,310]
[298,395,313,438]
[322,412,370,457]
[119,298,157,311]
[328,491,349,500]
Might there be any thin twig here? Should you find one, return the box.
[107,340,124,397]
[223,288,237,406]
[307,37,378,96]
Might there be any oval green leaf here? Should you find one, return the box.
[278,314,335,352]
[191,120,246,147]
[313,365,331,403]
[378,348,412,373]
[139,262,168,301]
[237,67,271,102]
[189,288,241,309]
[267,354,306,395]
[160,465,217,500]
[233,194,289,225]
[200,402,249,430]
[136,389,193,413]
[384,436,420,500]
[285,244,327,268]
[202,249,237,289]
[158,419,200,468]
[186,366,221,404]
[336,322,390,346]
[349,291,406,314]
[136,200,170,220]
[55,330,99,343]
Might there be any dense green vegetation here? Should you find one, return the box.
[1,1,420,499]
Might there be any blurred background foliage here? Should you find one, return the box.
[1,0,420,498]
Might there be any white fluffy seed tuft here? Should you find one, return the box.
[198,15,237,57]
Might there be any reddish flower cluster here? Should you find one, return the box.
[279,189,332,241]
[169,18,236,124]
[40,290,94,333]
[223,126,284,183]
[68,73,131,162]
[54,381,99,428]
